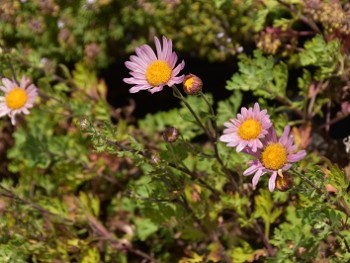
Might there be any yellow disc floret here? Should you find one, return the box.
[238,119,262,140]
[183,74,203,95]
[184,77,194,90]
[6,88,28,110]
[146,60,172,86]
[261,143,288,170]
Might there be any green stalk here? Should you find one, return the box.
[172,85,213,140]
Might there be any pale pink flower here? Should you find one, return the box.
[243,126,306,192]
[220,103,272,152]
[0,77,38,125]
[123,36,185,94]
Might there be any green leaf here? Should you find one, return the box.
[216,91,242,126]
[134,217,159,241]
[139,94,211,140]
[299,35,342,80]
[254,9,269,32]
[79,192,100,217]
[254,189,281,223]
[226,50,288,99]
[328,164,349,192]
[179,252,204,263]
[229,240,255,263]
[81,247,100,263]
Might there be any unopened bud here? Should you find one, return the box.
[276,170,293,192]
[150,152,161,166]
[183,74,203,95]
[162,126,179,143]
[79,118,90,130]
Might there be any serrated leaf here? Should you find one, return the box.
[216,91,242,126]
[299,35,342,80]
[81,247,100,263]
[254,9,269,31]
[179,252,204,263]
[134,217,159,241]
[226,50,287,99]
[253,189,282,225]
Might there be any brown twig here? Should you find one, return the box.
[0,184,72,223]
[87,214,159,263]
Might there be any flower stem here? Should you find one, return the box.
[199,91,217,139]
[292,167,350,216]
[172,86,239,189]
[292,168,324,194]
[172,85,213,140]
[6,56,19,84]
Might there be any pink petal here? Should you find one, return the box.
[149,85,164,93]
[268,172,277,192]
[252,169,264,187]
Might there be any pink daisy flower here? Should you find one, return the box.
[220,103,272,152]
[243,126,306,192]
[123,36,185,94]
[0,77,38,125]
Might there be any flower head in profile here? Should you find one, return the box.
[243,126,306,192]
[0,77,38,125]
[220,103,272,152]
[123,36,185,94]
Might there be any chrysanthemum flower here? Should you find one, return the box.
[123,36,185,94]
[243,126,306,192]
[220,103,272,152]
[0,77,38,125]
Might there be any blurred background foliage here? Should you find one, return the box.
[1,0,350,262]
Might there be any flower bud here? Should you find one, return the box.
[276,170,293,192]
[162,126,179,143]
[79,118,90,131]
[150,152,161,166]
[183,74,203,95]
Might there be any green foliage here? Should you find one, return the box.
[1,0,350,262]
[230,241,255,263]
[253,189,282,239]
[299,35,342,80]
[226,50,288,99]
[216,91,243,126]
[139,94,212,140]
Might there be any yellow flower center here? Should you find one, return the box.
[184,77,194,92]
[146,60,172,86]
[261,143,288,170]
[5,88,28,110]
[238,119,262,140]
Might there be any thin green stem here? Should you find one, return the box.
[292,168,350,217]
[0,184,72,223]
[200,92,239,189]
[6,56,19,84]
[291,168,324,196]
[291,168,350,253]
[172,86,213,140]
[172,86,239,189]
[265,221,270,241]
[161,139,221,196]
[103,134,222,196]
[199,91,217,139]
